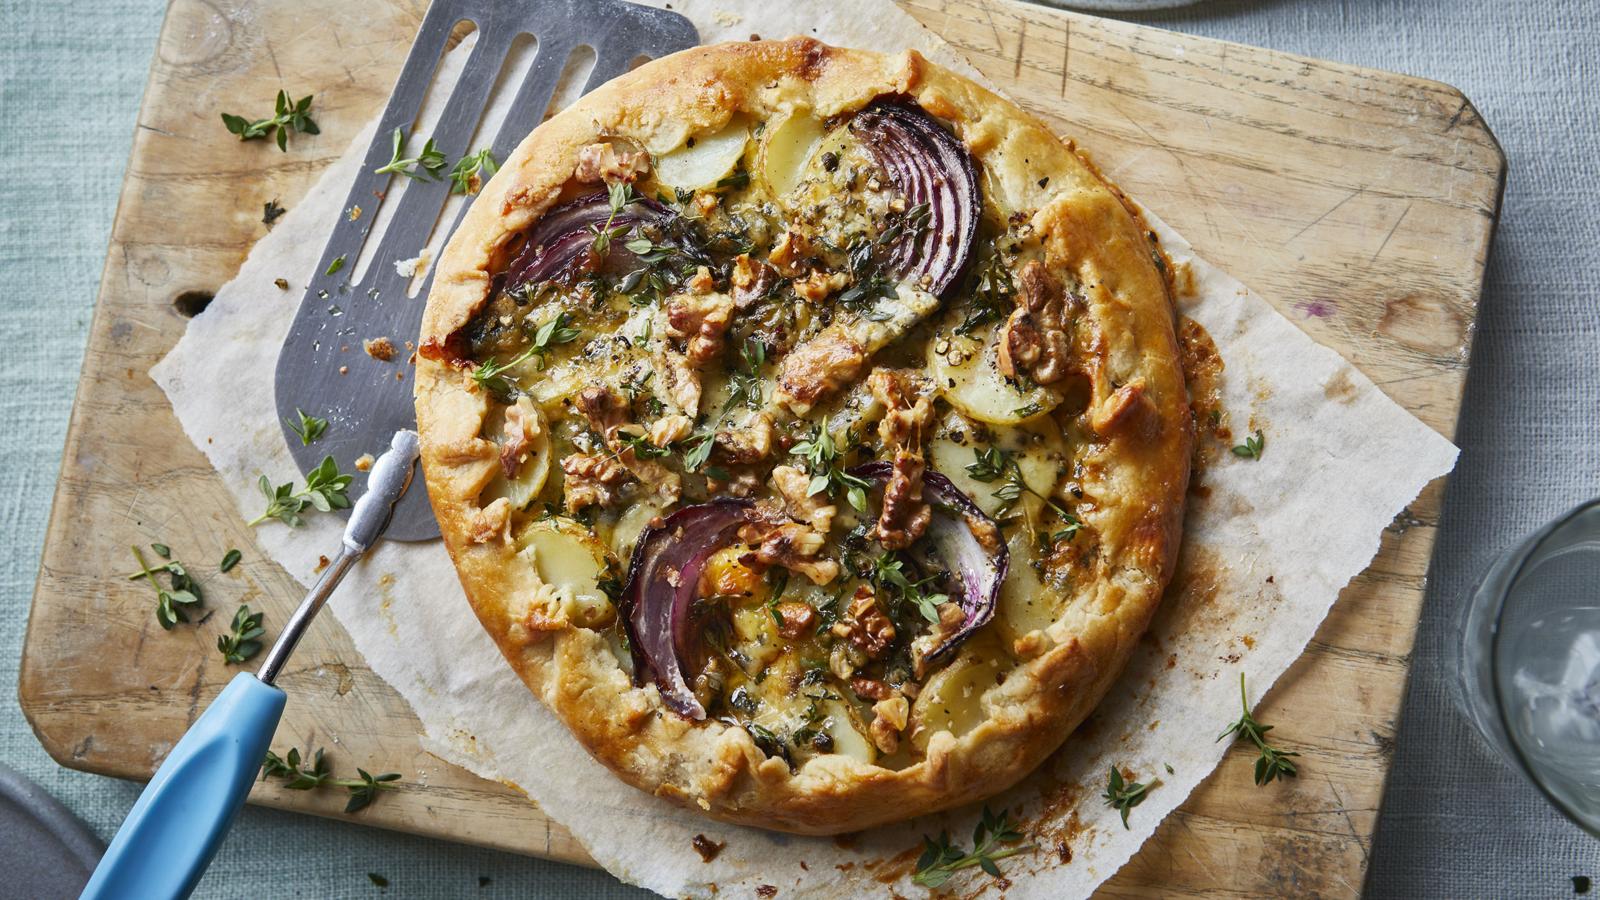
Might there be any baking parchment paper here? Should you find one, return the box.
[151,3,1459,896]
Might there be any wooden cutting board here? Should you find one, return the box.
[20,0,1503,894]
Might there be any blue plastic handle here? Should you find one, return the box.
[80,672,286,900]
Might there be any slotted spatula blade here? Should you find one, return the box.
[274,0,698,542]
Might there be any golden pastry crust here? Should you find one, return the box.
[415,38,1191,834]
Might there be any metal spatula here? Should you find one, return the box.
[275,0,699,542]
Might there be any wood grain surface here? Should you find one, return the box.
[19,0,1504,895]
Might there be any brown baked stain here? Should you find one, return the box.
[1322,368,1359,405]
[1377,291,1468,355]
[1176,317,1230,495]
[325,661,354,697]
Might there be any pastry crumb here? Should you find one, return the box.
[348,204,362,221]
[364,337,396,361]
[395,248,432,279]
[273,277,289,291]
[338,365,349,375]
[354,453,376,472]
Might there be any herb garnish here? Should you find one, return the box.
[790,425,870,513]
[470,312,581,398]
[680,430,717,473]
[262,199,286,227]
[325,254,347,276]
[956,250,1015,336]
[219,548,242,573]
[1217,673,1299,784]
[375,128,447,181]
[448,147,499,195]
[724,338,767,412]
[368,873,389,888]
[260,747,402,813]
[1102,766,1152,829]
[221,90,319,151]
[870,553,948,624]
[249,456,353,527]
[129,545,201,630]
[913,806,1034,888]
[966,446,1081,538]
[217,605,266,664]
[589,181,632,260]
[286,408,328,445]
[1232,429,1265,461]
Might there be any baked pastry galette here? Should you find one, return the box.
[415,38,1191,834]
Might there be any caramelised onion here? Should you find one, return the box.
[619,499,755,720]
[850,98,982,298]
[848,461,1008,670]
[501,190,672,294]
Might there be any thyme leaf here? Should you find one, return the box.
[217,604,265,664]
[448,147,499,195]
[1216,673,1299,784]
[1232,429,1265,460]
[912,806,1034,888]
[375,127,446,181]
[1102,766,1152,829]
[221,90,318,151]
[248,456,353,527]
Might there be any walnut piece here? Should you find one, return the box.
[775,601,817,640]
[792,269,849,304]
[997,260,1074,385]
[500,395,542,478]
[715,413,774,464]
[730,253,777,309]
[362,336,395,361]
[767,230,813,277]
[573,142,649,184]
[910,602,967,678]
[830,585,895,657]
[647,413,694,447]
[738,518,840,585]
[867,368,934,452]
[664,290,735,367]
[560,452,629,511]
[770,464,836,533]
[874,450,932,550]
[775,326,867,414]
[869,695,911,754]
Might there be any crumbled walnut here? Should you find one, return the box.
[576,386,629,439]
[792,269,849,304]
[874,450,931,550]
[770,464,836,533]
[869,695,910,754]
[693,191,720,218]
[686,265,716,294]
[353,453,375,472]
[730,253,778,309]
[910,602,967,678]
[767,230,813,277]
[707,468,762,498]
[715,413,774,464]
[829,642,861,680]
[997,260,1074,385]
[560,452,629,511]
[573,141,650,184]
[738,518,839,585]
[576,387,681,502]
[500,395,542,478]
[830,585,895,657]
[467,497,513,544]
[775,601,817,639]
[867,368,934,451]
[653,343,702,415]
[850,677,894,702]
[648,413,694,447]
[362,336,395,361]
[664,290,735,367]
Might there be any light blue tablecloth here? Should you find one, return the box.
[3,1,1596,896]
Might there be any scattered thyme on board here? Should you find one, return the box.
[260,747,401,813]
[220,90,318,151]
[1217,673,1300,784]
[127,544,202,630]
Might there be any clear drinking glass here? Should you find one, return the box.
[1456,498,1600,833]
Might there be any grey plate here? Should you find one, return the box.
[0,763,105,900]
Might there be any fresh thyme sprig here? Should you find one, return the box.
[470,312,581,398]
[260,748,401,813]
[913,806,1035,888]
[790,424,870,513]
[1217,673,1299,784]
[1232,429,1265,461]
[448,147,499,195]
[870,553,948,624]
[966,446,1081,540]
[956,250,1016,336]
[1102,766,1153,829]
[375,128,447,181]
[723,337,767,412]
[129,545,201,630]
[217,605,265,664]
[221,90,319,151]
[249,456,353,527]
[590,181,632,260]
[285,408,328,445]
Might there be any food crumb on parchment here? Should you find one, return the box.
[355,453,376,472]
[712,10,743,26]
[691,833,725,862]
[364,337,396,361]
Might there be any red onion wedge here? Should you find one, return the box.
[848,461,1009,670]
[849,98,982,297]
[501,190,672,294]
[619,499,755,720]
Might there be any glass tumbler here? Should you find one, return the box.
[1455,498,1600,833]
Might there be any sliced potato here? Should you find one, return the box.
[518,519,607,602]
[928,413,1066,517]
[995,527,1057,647]
[759,109,826,199]
[481,400,551,510]
[653,118,750,192]
[929,324,1063,425]
[908,646,1008,753]
[818,698,876,765]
